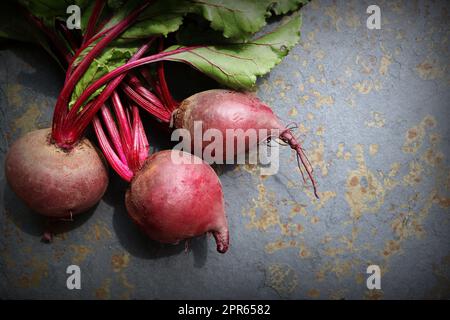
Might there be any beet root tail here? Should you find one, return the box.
[212,228,229,254]
[280,129,319,199]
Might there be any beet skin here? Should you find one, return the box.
[173,89,318,197]
[5,128,109,217]
[125,150,229,253]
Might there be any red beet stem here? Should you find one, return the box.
[121,82,171,122]
[126,74,165,110]
[156,39,178,111]
[111,91,133,147]
[52,1,151,147]
[61,39,155,147]
[82,0,106,45]
[93,115,134,181]
[55,20,81,53]
[22,9,72,67]
[67,46,201,121]
[100,104,128,164]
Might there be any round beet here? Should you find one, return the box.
[5,128,109,218]
[173,89,281,158]
[173,89,318,197]
[125,150,229,253]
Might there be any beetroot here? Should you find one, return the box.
[93,99,230,253]
[173,89,318,197]
[125,150,229,253]
[5,128,108,217]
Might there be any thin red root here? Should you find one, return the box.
[212,229,229,254]
[42,231,53,243]
[280,130,319,199]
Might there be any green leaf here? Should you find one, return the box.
[188,0,307,40]
[190,0,273,40]
[113,0,308,42]
[70,45,137,108]
[116,0,190,42]
[80,1,96,33]
[162,13,302,90]
[270,0,309,15]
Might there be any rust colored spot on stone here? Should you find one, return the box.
[307,289,320,298]
[95,279,111,300]
[350,176,359,186]
[111,253,130,273]
[408,129,417,139]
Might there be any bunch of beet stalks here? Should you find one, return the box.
[5,1,318,254]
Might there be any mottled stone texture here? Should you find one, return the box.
[0,0,449,299]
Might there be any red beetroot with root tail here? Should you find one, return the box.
[92,94,229,253]
[172,89,318,198]
[125,150,228,253]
